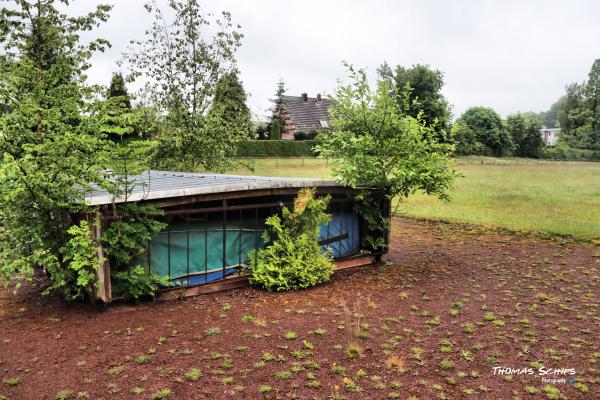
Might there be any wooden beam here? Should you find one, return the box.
[333,254,375,271]
[157,275,249,301]
[156,254,376,301]
[92,209,112,303]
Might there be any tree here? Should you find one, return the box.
[378,62,452,142]
[523,103,559,129]
[108,72,131,109]
[207,69,252,137]
[0,0,113,299]
[100,72,136,142]
[271,78,286,108]
[584,58,600,145]
[557,83,584,135]
[506,114,543,158]
[270,78,286,140]
[556,60,600,149]
[456,107,513,156]
[316,64,456,250]
[123,0,244,171]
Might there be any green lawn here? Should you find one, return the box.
[230,156,600,240]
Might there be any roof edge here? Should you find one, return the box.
[85,177,341,206]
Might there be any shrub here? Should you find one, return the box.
[48,221,104,302]
[236,140,317,157]
[247,188,333,291]
[102,204,166,268]
[111,266,169,301]
[294,130,308,141]
[306,130,319,140]
[539,143,600,161]
[103,204,168,301]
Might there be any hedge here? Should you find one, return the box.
[539,146,600,161]
[236,140,317,157]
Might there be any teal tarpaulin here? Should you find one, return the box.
[143,212,360,283]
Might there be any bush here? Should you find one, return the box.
[539,144,600,161]
[306,130,319,140]
[294,130,307,140]
[236,140,317,157]
[46,220,104,302]
[247,188,333,291]
[102,204,166,268]
[111,265,170,301]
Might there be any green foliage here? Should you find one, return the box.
[556,59,600,149]
[149,388,173,400]
[294,130,308,140]
[506,114,544,158]
[270,116,282,140]
[316,63,456,248]
[208,69,252,137]
[46,221,103,301]
[0,0,114,299]
[455,107,514,156]
[378,62,452,142]
[123,1,244,172]
[108,73,131,109]
[102,204,166,268]
[236,140,317,157]
[539,143,600,161]
[523,104,559,129]
[112,265,169,301]
[248,188,333,291]
[102,203,168,301]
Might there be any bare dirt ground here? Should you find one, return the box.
[0,217,598,400]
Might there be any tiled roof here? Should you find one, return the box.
[281,95,334,132]
[85,170,340,206]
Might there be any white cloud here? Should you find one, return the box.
[69,0,600,118]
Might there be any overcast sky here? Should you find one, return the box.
[70,0,600,120]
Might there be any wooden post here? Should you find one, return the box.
[92,208,112,303]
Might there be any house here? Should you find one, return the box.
[541,128,560,146]
[275,93,334,139]
[84,171,390,302]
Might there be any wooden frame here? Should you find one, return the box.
[93,186,390,304]
[156,254,378,301]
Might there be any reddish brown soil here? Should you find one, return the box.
[0,218,598,400]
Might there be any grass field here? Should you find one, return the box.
[230,156,600,240]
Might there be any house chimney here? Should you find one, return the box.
[301,93,308,102]
[316,93,322,102]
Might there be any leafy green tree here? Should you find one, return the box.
[123,0,244,171]
[378,62,452,142]
[556,59,600,149]
[456,107,513,156]
[506,114,543,158]
[316,64,456,249]
[208,69,252,137]
[0,0,113,298]
[584,59,600,145]
[557,83,584,136]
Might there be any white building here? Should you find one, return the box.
[541,128,560,146]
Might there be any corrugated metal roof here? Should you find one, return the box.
[85,170,341,206]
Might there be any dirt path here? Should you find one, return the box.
[0,218,598,399]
